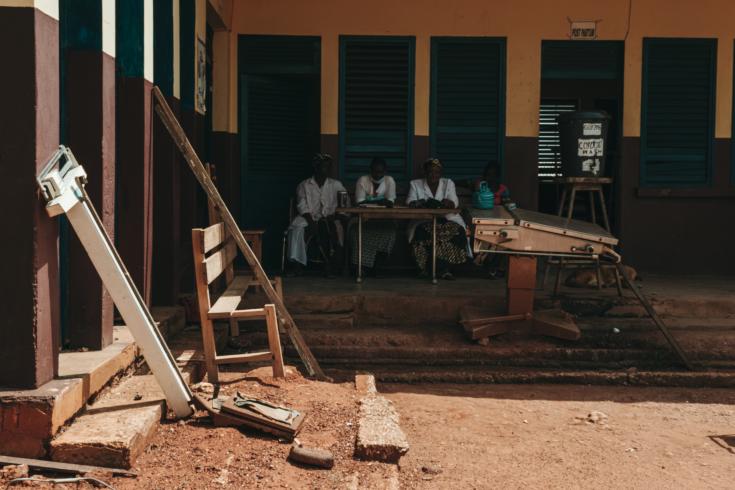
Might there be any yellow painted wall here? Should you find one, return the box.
[214,0,735,138]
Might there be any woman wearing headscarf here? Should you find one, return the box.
[406,157,470,280]
[350,158,398,275]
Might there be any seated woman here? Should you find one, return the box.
[350,158,398,275]
[406,157,470,280]
[286,153,348,277]
[473,161,510,205]
[472,161,511,278]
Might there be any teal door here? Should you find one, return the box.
[239,74,320,270]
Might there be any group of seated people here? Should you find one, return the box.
[285,153,509,280]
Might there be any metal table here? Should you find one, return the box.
[336,206,453,284]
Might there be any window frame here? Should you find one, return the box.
[338,35,416,181]
[640,37,717,188]
[429,36,507,181]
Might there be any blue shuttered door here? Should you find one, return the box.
[430,38,506,179]
[340,37,415,179]
[642,39,716,186]
[239,36,320,269]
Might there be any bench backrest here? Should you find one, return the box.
[191,222,237,309]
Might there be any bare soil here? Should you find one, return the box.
[383,383,735,489]
[109,367,396,490]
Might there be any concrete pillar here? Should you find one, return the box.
[116,0,154,304]
[61,0,116,349]
[151,0,182,306]
[0,1,60,388]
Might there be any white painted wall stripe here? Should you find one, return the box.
[0,0,59,20]
[144,0,154,82]
[173,0,180,98]
[101,0,115,57]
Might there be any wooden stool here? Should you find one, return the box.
[545,177,622,295]
[192,222,285,384]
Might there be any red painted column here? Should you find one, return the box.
[63,19,116,349]
[116,77,154,305]
[115,1,154,305]
[0,5,60,388]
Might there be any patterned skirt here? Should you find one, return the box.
[350,221,398,268]
[411,221,468,273]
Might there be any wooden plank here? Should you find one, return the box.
[202,222,227,253]
[203,239,237,284]
[207,275,252,318]
[191,228,219,383]
[152,86,327,380]
[215,351,272,364]
[0,455,137,478]
[265,304,286,378]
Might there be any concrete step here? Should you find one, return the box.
[46,320,228,469]
[293,313,355,329]
[50,368,195,469]
[327,366,735,388]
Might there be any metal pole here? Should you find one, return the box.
[432,216,438,284]
[38,147,193,417]
[357,213,363,283]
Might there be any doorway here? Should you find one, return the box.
[238,36,321,270]
[537,41,624,229]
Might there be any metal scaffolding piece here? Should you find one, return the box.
[37,146,194,418]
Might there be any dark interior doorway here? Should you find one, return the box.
[537,41,624,230]
[238,36,321,270]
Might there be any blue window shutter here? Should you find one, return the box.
[339,37,415,179]
[430,38,506,179]
[642,39,716,187]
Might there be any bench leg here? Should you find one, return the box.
[265,304,285,379]
[200,318,220,384]
[229,319,239,337]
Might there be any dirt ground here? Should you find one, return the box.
[383,383,735,490]
[108,367,396,490]
[4,377,735,489]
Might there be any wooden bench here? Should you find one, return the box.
[192,222,285,383]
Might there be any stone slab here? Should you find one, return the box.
[0,378,84,458]
[355,388,409,464]
[58,326,137,401]
[50,403,162,469]
[50,365,195,469]
[355,374,377,395]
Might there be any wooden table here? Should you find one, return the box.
[336,206,453,284]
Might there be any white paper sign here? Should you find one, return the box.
[583,123,602,136]
[577,138,604,157]
[582,158,601,175]
[570,21,597,40]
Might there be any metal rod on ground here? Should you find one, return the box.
[614,262,695,371]
[150,86,327,380]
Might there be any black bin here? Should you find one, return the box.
[558,111,610,178]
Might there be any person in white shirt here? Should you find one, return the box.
[406,157,470,280]
[286,154,348,276]
[350,158,398,275]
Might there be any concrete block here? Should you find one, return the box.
[0,378,84,458]
[58,326,137,400]
[355,374,377,395]
[50,404,162,469]
[355,394,409,464]
[152,306,186,339]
